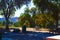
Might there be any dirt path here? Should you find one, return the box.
[9,27,49,33]
[18,27,49,33]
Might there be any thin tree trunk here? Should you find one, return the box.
[56,14,58,28]
[53,12,58,28]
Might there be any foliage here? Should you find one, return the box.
[0,21,2,26]
[0,0,31,30]
[1,20,6,26]
[18,13,31,27]
[18,11,56,28]
[33,0,60,28]
[32,13,55,28]
[14,22,20,27]
[0,20,14,26]
[30,7,36,15]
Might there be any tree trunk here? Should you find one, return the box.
[53,12,58,28]
[0,29,2,40]
[5,17,9,31]
[22,25,26,33]
[56,14,58,28]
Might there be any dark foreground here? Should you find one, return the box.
[2,31,58,40]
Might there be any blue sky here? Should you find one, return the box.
[0,0,35,18]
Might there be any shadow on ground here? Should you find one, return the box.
[2,31,58,40]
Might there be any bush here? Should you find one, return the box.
[14,22,20,27]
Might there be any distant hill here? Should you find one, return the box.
[0,17,18,23]
[0,18,5,21]
[10,17,18,23]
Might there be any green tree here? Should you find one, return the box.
[1,20,6,26]
[14,22,20,27]
[33,0,60,28]
[29,7,37,27]
[18,13,31,27]
[0,21,2,26]
[0,0,31,31]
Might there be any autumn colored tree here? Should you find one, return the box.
[33,0,60,28]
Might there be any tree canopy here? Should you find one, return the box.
[0,0,31,31]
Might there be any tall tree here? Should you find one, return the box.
[33,0,60,28]
[30,7,37,27]
[18,13,31,27]
[0,0,31,31]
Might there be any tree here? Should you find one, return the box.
[33,14,43,26]
[0,20,6,26]
[33,0,49,13]
[18,13,31,27]
[0,21,2,26]
[14,22,20,27]
[30,7,37,15]
[29,7,37,27]
[0,0,31,31]
[1,20,6,26]
[33,0,60,28]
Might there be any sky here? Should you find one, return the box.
[0,0,35,18]
[14,0,35,17]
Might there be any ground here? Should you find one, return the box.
[2,32,57,40]
[1,27,59,40]
[2,27,58,40]
[10,27,49,32]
